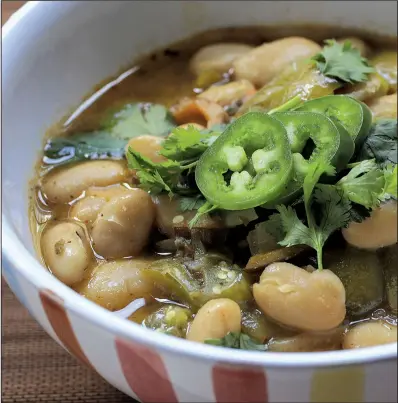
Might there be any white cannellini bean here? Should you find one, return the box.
[91,189,155,258]
[41,161,129,204]
[233,37,321,87]
[253,262,346,332]
[75,259,154,311]
[343,320,397,349]
[187,298,241,343]
[190,43,254,76]
[41,222,91,286]
[342,201,398,250]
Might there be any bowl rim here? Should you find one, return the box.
[2,0,397,369]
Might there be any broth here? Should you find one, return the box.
[30,26,397,352]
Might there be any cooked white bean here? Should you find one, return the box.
[342,201,397,250]
[41,222,91,286]
[41,161,129,204]
[70,185,131,225]
[337,37,371,57]
[75,259,154,311]
[253,262,346,332]
[367,93,397,119]
[187,298,241,343]
[69,196,106,225]
[126,135,166,163]
[233,37,321,87]
[190,43,254,76]
[85,184,129,200]
[268,328,345,352]
[198,80,256,106]
[343,320,397,349]
[91,189,155,258]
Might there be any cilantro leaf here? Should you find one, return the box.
[205,332,267,351]
[276,184,350,270]
[103,103,176,139]
[277,205,313,247]
[357,119,397,167]
[381,164,397,200]
[126,147,195,196]
[336,159,385,208]
[311,39,375,84]
[179,195,206,212]
[160,124,223,162]
[43,131,126,166]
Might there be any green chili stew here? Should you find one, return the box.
[31,26,397,352]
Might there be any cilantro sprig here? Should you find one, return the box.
[160,124,222,162]
[126,148,197,196]
[205,332,267,351]
[275,161,347,270]
[311,39,375,84]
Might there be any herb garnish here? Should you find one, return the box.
[43,131,126,166]
[357,119,397,167]
[103,103,176,138]
[205,332,267,351]
[311,39,375,84]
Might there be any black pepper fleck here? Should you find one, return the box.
[164,48,180,58]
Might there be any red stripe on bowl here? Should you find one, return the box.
[115,338,178,403]
[39,289,93,368]
[213,364,268,403]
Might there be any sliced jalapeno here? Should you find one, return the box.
[195,113,293,210]
[296,95,372,146]
[273,111,355,171]
[262,111,354,208]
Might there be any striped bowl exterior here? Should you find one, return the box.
[3,265,397,403]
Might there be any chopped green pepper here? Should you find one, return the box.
[195,112,293,210]
[325,247,385,316]
[339,72,389,102]
[143,305,193,338]
[296,95,372,146]
[372,51,397,93]
[237,61,340,115]
[241,307,296,342]
[141,255,252,310]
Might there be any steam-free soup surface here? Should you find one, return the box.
[30,26,398,353]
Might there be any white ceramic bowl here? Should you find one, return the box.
[2,1,397,402]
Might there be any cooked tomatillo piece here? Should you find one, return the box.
[141,256,252,310]
[296,95,372,146]
[325,247,384,317]
[241,307,296,342]
[143,305,193,338]
[273,111,355,171]
[187,255,252,307]
[237,60,340,115]
[371,51,397,93]
[195,112,293,210]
